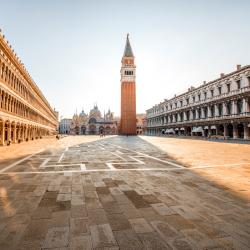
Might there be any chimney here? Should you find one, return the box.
[220,73,225,78]
[203,81,206,84]
[236,64,241,71]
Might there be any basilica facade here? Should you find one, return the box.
[69,105,118,135]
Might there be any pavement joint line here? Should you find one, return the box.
[58,152,65,163]
[109,151,127,161]
[0,148,44,173]
[129,156,145,164]
[80,163,86,171]
[39,157,51,168]
[107,142,185,169]
[1,162,249,175]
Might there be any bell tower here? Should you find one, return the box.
[120,34,136,135]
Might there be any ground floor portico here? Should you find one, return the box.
[146,120,250,140]
[0,116,54,146]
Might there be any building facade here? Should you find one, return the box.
[146,65,250,140]
[136,113,146,135]
[0,31,58,146]
[69,105,118,135]
[120,34,137,135]
[59,118,72,134]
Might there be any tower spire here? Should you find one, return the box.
[123,33,134,57]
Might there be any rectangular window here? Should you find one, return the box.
[236,80,241,89]
[186,98,189,105]
[198,94,201,101]
[204,92,207,99]
[210,89,214,97]
[227,83,231,92]
[193,96,195,103]
[218,86,222,95]
[180,100,183,107]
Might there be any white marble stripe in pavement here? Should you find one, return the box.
[0,149,44,173]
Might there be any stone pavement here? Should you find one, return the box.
[0,136,249,249]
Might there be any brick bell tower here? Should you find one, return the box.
[120,34,136,135]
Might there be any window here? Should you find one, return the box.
[204,107,208,118]
[175,103,177,108]
[186,110,190,121]
[237,99,243,113]
[227,101,231,115]
[198,94,201,101]
[236,80,241,90]
[204,92,207,100]
[218,103,223,116]
[180,100,183,107]
[193,110,197,119]
[186,98,189,105]
[227,83,231,92]
[218,86,222,95]
[193,96,195,103]
[180,112,183,122]
[210,89,214,97]
[211,105,214,117]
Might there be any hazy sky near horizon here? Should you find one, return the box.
[1,0,250,118]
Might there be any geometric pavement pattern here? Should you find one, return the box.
[0,136,249,249]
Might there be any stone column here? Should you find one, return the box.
[215,125,219,136]
[13,124,17,143]
[208,126,211,138]
[0,121,4,146]
[215,104,219,117]
[233,124,238,139]
[7,124,11,143]
[201,108,205,119]
[232,100,237,115]
[223,103,227,116]
[244,123,249,140]
[183,112,187,121]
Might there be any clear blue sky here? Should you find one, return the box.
[1,0,250,118]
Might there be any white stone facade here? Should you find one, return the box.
[59,118,72,134]
[146,65,250,140]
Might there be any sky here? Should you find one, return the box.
[1,0,250,119]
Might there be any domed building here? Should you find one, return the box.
[70,105,118,135]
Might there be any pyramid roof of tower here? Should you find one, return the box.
[123,34,134,57]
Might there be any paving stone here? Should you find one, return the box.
[71,195,84,206]
[49,211,70,228]
[90,224,117,249]
[107,213,131,231]
[70,235,92,250]
[71,205,87,218]
[57,194,72,202]
[114,229,144,250]
[164,214,195,231]
[32,207,52,219]
[102,201,122,214]
[119,203,141,219]
[150,220,179,239]
[23,219,50,240]
[43,226,69,248]
[60,186,72,194]
[123,191,150,208]
[86,197,103,210]
[129,218,154,233]
[88,209,108,225]
[70,218,88,236]
[138,232,173,250]
[151,203,176,216]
